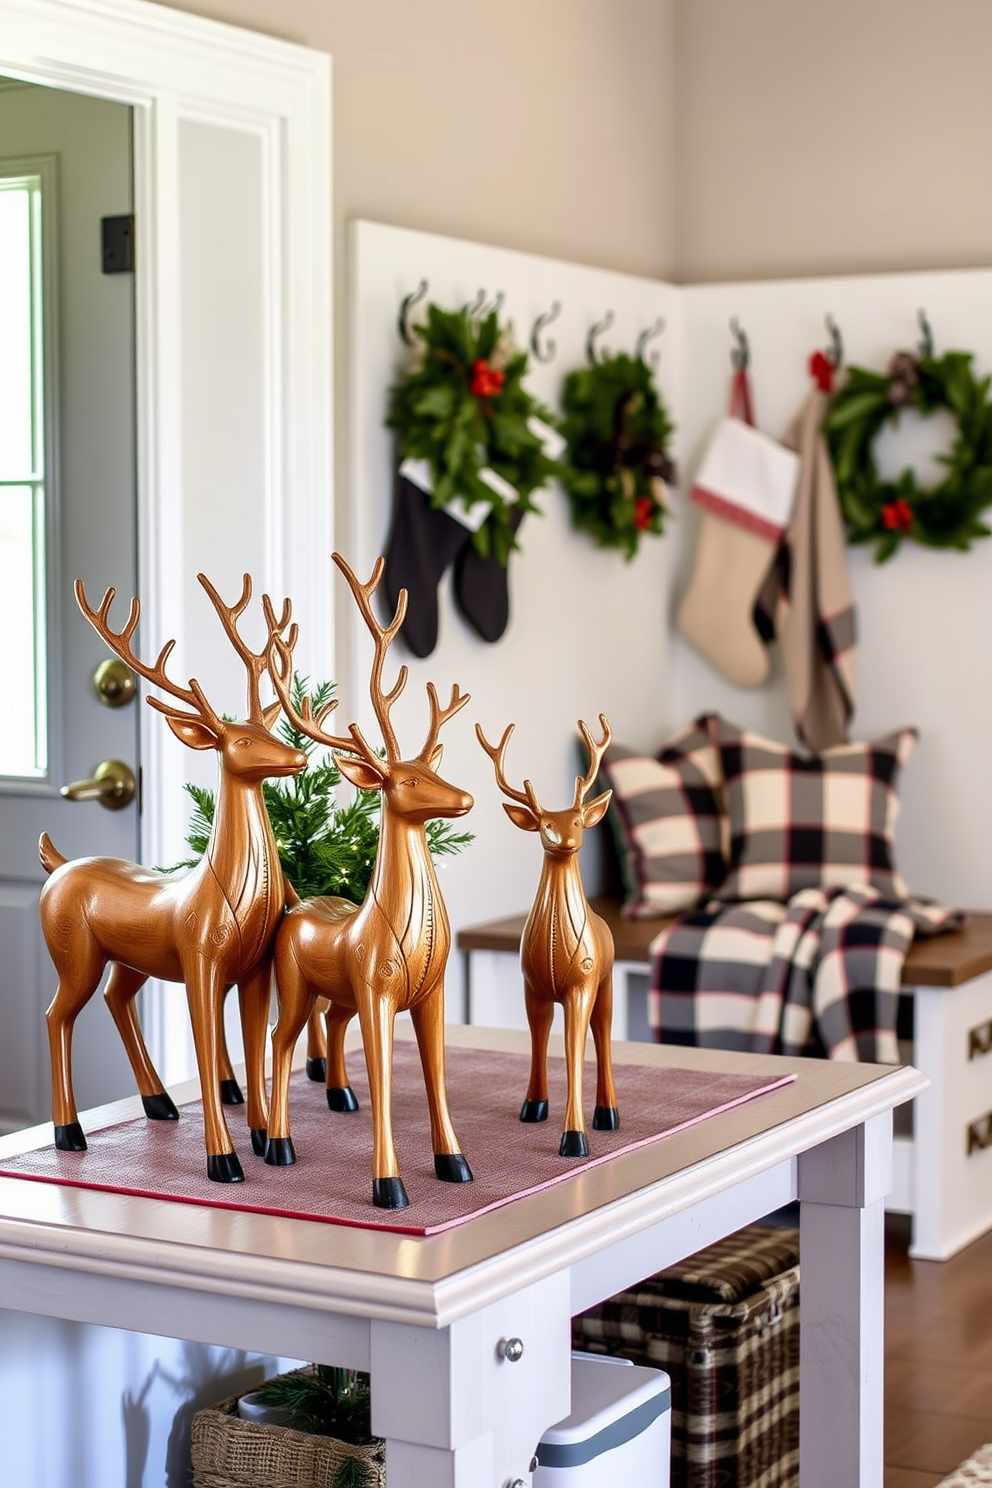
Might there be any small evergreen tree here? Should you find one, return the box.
[176,675,472,900]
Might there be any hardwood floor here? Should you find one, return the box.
[885,1214,992,1486]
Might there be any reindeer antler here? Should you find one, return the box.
[475,722,542,815]
[332,553,409,763]
[197,573,294,723]
[574,714,612,808]
[420,682,470,762]
[266,628,384,772]
[75,580,221,728]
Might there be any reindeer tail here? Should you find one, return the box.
[39,832,68,875]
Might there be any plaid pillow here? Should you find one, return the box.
[709,716,916,903]
[599,717,727,919]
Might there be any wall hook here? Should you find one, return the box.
[586,309,615,365]
[398,279,428,347]
[463,288,487,318]
[918,308,935,360]
[730,317,750,371]
[530,300,561,363]
[825,312,844,368]
[481,290,505,319]
[635,316,666,366]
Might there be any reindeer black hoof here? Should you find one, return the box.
[559,1129,590,1158]
[207,1151,245,1183]
[373,1177,410,1210]
[219,1079,245,1106]
[250,1128,267,1157]
[520,1099,549,1123]
[434,1153,473,1184]
[593,1105,620,1132]
[326,1085,359,1113]
[54,1122,87,1152]
[264,1136,296,1166]
[306,1057,327,1083]
[142,1092,180,1121]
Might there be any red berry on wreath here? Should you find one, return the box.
[471,359,504,398]
[808,349,835,394]
[881,498,913,533]
[634,496,654,531]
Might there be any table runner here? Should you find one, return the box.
[0,1044,795,1235]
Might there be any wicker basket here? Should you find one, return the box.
[572,1222,800,1488]
[190,1369,386,1488]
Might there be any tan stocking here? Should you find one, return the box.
[677,511,780,687]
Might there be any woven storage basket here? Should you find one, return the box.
[572,1222,800,1488]
[191,1369,386,1488]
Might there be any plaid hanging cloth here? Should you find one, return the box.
[756,387,857,751]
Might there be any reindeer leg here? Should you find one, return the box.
[186,969,241,1183]
[306,995,330,1082]
[238,964,272,1156]
[591,972,619,1131]
[264,945,316,1167]
[410,987,472,1184]
[560,989,595,1158]
[520,980,553,1123]
[45,943,106,1151]
[216,988,245,1107]
[103,964,178,1121]
[325,1003,359,1113]
[356,990,407,1209]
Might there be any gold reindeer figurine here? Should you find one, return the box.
[264,553,474,1210]
[477,715,619,1157]
[39,575,306,1182]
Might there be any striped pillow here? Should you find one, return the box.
[600,718,728,919]
[709,717,916,903]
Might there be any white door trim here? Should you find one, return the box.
[0,0,333,873]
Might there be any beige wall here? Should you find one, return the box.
[674,0,992,283]
[154,0,677,281]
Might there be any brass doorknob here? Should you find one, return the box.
[92,658,136,708]
[61,759,137,811]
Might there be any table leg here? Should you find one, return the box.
[798,1113,891,1488]
[370,1270,571,1487]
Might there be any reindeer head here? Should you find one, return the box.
[476,716,612,860]
[268,554,473,825]
[75,574,307,784]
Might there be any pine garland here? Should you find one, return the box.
[176,675,473,901]
[386,302,561,565]
[558,351,676,560]
[824,349,992,562]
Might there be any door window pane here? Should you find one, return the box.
[0,172,46,776]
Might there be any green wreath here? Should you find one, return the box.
[558,351,676,561]
[823,350,992,563]
[386,302,560,566]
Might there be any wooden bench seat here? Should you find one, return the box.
[456,903,992,1261]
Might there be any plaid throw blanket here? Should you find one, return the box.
[649,886,962,1063]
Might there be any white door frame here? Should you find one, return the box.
[1,0,332,1079]
[0,0,333,871]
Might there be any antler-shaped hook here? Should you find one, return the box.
[824,312,844,369]
[730,317,750,371]
[530,301,561,364]
[586,310,615,366]
[398,279,428,347]
[918,308,935,360]
[635,317,666,367]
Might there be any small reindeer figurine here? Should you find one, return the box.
[264,553,474,1210]
[477,715,619,1157]
[39,575,306,1182]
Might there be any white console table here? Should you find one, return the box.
[460,904,992,1261]
[0,1026,924,1487]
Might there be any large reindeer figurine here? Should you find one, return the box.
[264,553,474,1210]
[39,575,306,1182]
[477,716,619,1157]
